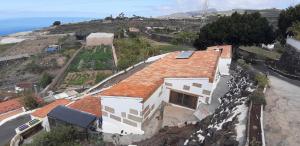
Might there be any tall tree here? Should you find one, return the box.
[194,12,275,50]
[278,4,300,43]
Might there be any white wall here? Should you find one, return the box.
[30,115,50,132]
[163,78,213,107]
[142,85,164,121]
[218,58,231,76]
[100,96,144,134]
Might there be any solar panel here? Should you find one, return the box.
[176,51,194,59]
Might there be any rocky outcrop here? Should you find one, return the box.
[184,66,256,146]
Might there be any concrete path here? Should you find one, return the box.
[111,45,118,67]
[264,75,300,146]
[0,114,30,146]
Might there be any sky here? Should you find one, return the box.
[0,0,299,19]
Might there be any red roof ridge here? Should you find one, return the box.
[68,96,101,117]
[31,99,71,118]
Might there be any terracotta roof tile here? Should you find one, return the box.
[31,99,71,118]
[100,50,221,101]
[68,96,101,117]
[207,45,232,58]
[0,98,23,114]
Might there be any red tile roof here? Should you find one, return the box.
[100,50,221,101]
[0,98,23,114]
[207,45,232,58]
[68,96,101,117]
[31,99,71,118]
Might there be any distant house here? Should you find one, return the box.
[45,45,61,53]
[129,27,140,33]
[86,33,114,47]
[95,45,232,134]
[15,82,33,93]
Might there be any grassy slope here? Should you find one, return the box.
[240,46,281,60]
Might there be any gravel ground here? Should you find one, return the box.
[264,75,300,146]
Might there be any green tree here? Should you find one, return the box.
[39,73,53,88]
[53,21,61,26]
[278,4,300,43]
[194,12,275,50]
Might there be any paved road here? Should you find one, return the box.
[0,114,30,146]
[264,74,300,146]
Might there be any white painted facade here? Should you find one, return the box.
[30,116,51,132]
[100,96,144,134]
[218,58,231,76]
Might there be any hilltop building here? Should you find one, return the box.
[98,45,232,134]
[28,45,232,135]
[86,33,114,47]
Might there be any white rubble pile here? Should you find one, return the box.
[184,66,256,146]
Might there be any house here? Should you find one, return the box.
[86,33,114,47]
[31,96,101,132]
[45,45,61,53]
[15,82,33,93]
[31,99,71,131]
[47,105,98,138]
[96,45,232,134]
[129,27,140,33]
[0,98,24,121]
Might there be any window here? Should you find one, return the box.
[169,91,198,109]
[192,83,202,88]
[202,90,211,95]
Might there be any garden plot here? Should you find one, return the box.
[68,46,114,72]
[62,70,112,87]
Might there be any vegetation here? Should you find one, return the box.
[287,21,300,40]
[38,73,53,88]
[21,92,40,110]
[53,21,61,26]
[68,46,113,72]
[255,73,269,88]
[75,30,90,40]
[249,89,266,106]
[278,4,300,43]
[115,38,158,70]
[115,37,194,70]
[0,43,16,55]
[95,72,112,84]
[172,31,198,45]
[26,60,45,73]
[239,46,282,60]
[25,126,104,146]
[194,12,275,49]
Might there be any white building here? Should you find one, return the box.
[97,45,232,135]
[86,33,114,47]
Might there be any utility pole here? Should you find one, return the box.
[201,0,209,26]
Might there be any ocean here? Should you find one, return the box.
[0,17,94,36]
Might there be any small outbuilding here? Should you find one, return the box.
[86,33,114,47]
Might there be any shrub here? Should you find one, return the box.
[53,21,61,26]
[39,73,53,88]
[255,73,268,88]
[237,59,250,69]
[250,90,266,106]
[95,72,111,84]
[21,92,39,110]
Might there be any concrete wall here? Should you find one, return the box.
[100,96,144,134]
[163,78,214,106]
[86,36,114,47]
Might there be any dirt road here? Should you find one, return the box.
[264,75,300,146]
